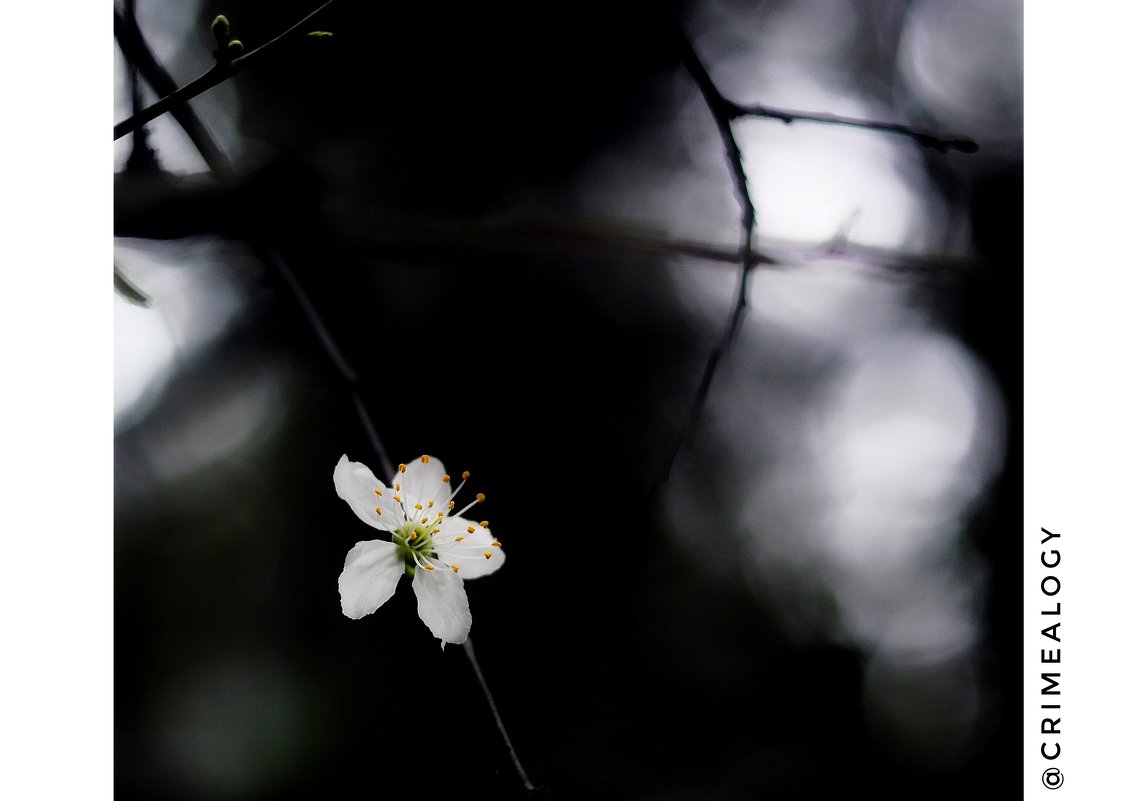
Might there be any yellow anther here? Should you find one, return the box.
[395,483,401,492]
[414,503,423,510]
[427,500,434,508]
[425,564,434,571]
[421,517,429,524]
[491,540,501,547]
[480,521,489,528]
[374,488,383,496]
[476,492,486,503]
[421,455,430,464]
[375,507,383,515]
[433,527,441,534]
[398,464,407,473]
[455,536,464,542]
[394,495,401,503]
[442,474,451,483]
[451,565,460,573]
[483,551,492,559]
[462,471,470,480]
[408,532,418,541]
[437,512,445,519]
[449,501,455,510]
[466,526,475,534]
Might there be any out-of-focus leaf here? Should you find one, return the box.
[114,261,151,307]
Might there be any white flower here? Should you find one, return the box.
[334,454,505,645]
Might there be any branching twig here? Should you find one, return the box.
[654,21,977,490]
[114,0,390,478]
[655,23,759,490]
[115,6,231,174]
[113,0,336,141]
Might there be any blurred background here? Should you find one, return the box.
[114,0,1023,798]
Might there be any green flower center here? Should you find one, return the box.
[393,522,438,577]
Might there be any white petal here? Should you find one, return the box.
[396,455,450,511]
[412,567,471,645]
[339,540,404,619]
[334,455,399,531]
[433,516,505,579]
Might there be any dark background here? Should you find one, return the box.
[115,1,1023,798]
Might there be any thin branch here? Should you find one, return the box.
[113,0,336,141]
[462,638,536,793]
[655,22,759,489]
[121,0,161,174]
[115,188,979,280]
[654,21,978,490]
[729,100,979,154]
[345,216,978,280]
[114,0,389,474]
[114,6,232,175]
[671,27,755,242]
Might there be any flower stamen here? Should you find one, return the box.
[453,492,485,518]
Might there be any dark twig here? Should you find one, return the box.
[654,22,977,489]
[655,23,759,489]
[121,0,160,174]
[113,0,336,141]
[730,101,979,154]
[671,28,755,246]
[114,0,389,476]
[463,638,536,793]
[114,6,231,174]
[116,194,979,279]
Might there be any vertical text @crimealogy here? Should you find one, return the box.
[1040,526,1062,761]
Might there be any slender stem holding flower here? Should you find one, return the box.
[115,5,391,475]
[351,393,393,478]
[113,0,336,141]
[462,638,536,793]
